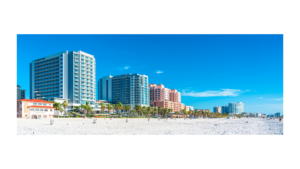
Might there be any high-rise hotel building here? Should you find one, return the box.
[17,85,26,100]
[30,51,96,105]
[98,74,149,109]
[228,102,244,114]
[98,76,113,101]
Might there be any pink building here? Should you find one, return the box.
[149,83,182,112]
[149,83,170,101]
[169,89,181,103]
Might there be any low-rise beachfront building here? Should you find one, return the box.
[151,100,182,112]
[181,103,185,110]
[94,100,112,114]
[17,99,55,119]
[194,109,210,112]
[185,106,194,111]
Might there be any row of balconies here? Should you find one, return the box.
[35,65,59,74]
[36,87,59,92]
[35,80,59,86]
[35,92,59,96]
[34,58,59,67]
[35,73,59,80]
[35,69,59,76]
[35,84,59,90]
[35,62,59,71]
[35,77,59,83]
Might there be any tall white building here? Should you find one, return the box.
[228,102,244,114]
[30,50,96,109]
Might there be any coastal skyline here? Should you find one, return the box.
[17,34,283,114]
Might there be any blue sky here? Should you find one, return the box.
[17,35,283,114]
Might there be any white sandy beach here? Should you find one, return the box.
[17,117,283,135]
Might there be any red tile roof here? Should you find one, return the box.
[17,99,53,104]
[27,105,55,109]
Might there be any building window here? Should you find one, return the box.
[33,103,37,105]
[35,109,39,111]
[43,103,46,105]
[38,103,42,105]
[30,109,34,111]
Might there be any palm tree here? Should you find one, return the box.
[175,111,179,118]
[167,108,173,118]
[147,106,152,118]
[181,109,187,119]
[59,107,64,117]
[107,104,113,114]
[112,104,116,115]
[130,109,136,117]
[134,105,142,118]
[180,109,184,119]
[125,105,131,116]
[189,110,194,118]
[119,103,124,117]
[74,106,80,112]
[85,101,90,114]
[62,100,68,116]
[115,102,123,117]
[162,108,166,118]
[80,104,86,115]
[100,103,106,114]
[53,102,61,118]
[153,106,158,117]
[87,106,93,115]
[158,106,162,117]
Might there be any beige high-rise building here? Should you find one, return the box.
[213,106,221,113]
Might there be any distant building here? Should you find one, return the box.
[249,113,255,117]
[195,109,210,112]
[17,85,26,100]
[228,102,244,114]
[274,112,281,117]
[98,76,113,101]
[185,106,194,111]
[213,106,221,113]
[181,103,185,111]
[221,105,229,114]
[256,113,262,117]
